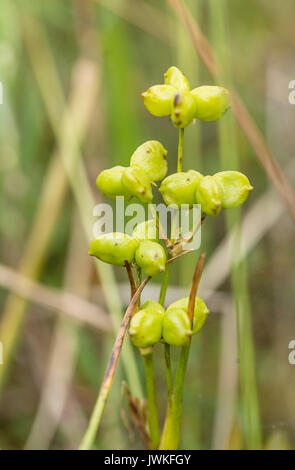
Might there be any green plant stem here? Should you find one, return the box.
[158,263,173,399]
[159,125,186,411]
[160,253,205,450]
[160,343,190,449]
[79,277,150,450]
[164,343,173,402]
[142,351,161,449]
[158,262,172,306]
[177,128,184,172]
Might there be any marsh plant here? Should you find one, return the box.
[79,66,253,450]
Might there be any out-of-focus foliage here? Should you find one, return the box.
[0,0,294,450]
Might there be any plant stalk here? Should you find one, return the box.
[160,344,190,449]
[158,263,173,400]
[142,351,161,449]
[177,128,184,172]
[79,276,150,450]
[148,127,184,442]
[160,254,205,450]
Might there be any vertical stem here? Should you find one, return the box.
[142,351,161,449]
[159,125,186,417]
[175,5,203,445]
[164,343,173,402]
[159,263,173,399]
[158,262,172,306]
[160,126,186,398]
[177,128,184,172]
[79,277,150,450]
[160,254,205,450]
[160,344,190,450]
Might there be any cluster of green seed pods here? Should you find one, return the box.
[142,66,231,128]
[129,296,210,349]
[90,65,253,359]
[160,170,253,215]
[89,221,167,277]
[96,140,168,203]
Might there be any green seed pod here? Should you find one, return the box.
[132,219,159,242]
[171,91,196,128]
[121,167,153,203]
[129,304,164,348]
[89,233,138,266]
[164,66,190,91]
[167,297,210,335]
[141,85,176,117]
[130,140,168,181]
[140,300,165,316]
[96,166,132,200]
[195,175,223,216]
[214,171,254,209]
[159,170,203,207]
[162,308,191,346]
[135,240,166,277]
[162,296,210,346]
[190,86,231,122]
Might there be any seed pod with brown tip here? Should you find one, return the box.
[135,240,166,277]
[130,140,168,181]
[195,175,223,216]
[122,167,153,203]
[171,91,196,128]
[89,233,138,266]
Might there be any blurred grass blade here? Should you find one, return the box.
[209,0,261,449]
[0,263,112,331]
[168,0,295,225]
[212,300,238,449]
[25,213,91,449]
[0,60,91,391]
[95,0,172,44]
[20,12,143,400]
[0,11,142,400]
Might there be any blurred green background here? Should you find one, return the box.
[0,0,294,450]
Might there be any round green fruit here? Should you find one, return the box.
[89,233,138,266]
